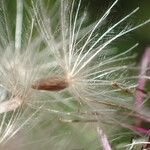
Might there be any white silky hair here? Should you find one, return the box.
[0,0,149,149]
[0,0,56,146]
[32,0,150,105]
[32,1,150,148]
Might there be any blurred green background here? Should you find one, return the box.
[4,0,150,63]
[86,0,150,62]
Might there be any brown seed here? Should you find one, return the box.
[32,76,68,91]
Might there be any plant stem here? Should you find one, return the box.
[135,47,150,108]
[15,0,23,51]
[97,127,112,150]
[135,47,150,126]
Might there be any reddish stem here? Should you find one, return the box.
[135,47,150,127]
[134,47,150,147]
[126,124,150,134]
[135,47,150,107]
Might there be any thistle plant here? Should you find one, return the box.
[0,0,149,149]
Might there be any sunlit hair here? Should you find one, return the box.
[32,0,149,107]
